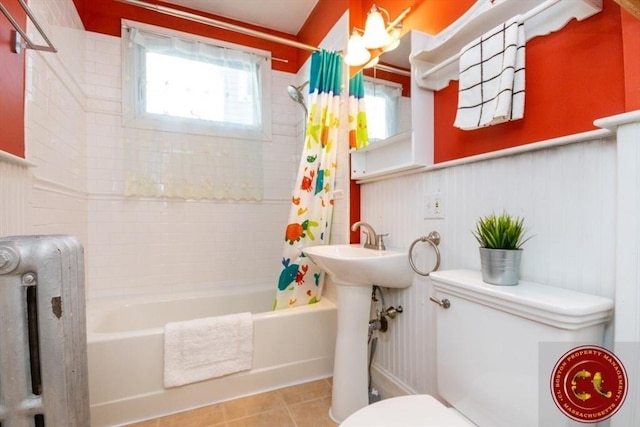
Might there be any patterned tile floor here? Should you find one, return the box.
[124,378,338,427]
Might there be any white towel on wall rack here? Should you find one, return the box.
[163,312,253,388]
[453,15,525,130]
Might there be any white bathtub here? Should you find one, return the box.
[86,283,337,426]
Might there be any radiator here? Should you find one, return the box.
[0,235,90,427]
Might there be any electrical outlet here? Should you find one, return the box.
[424,192,445,219]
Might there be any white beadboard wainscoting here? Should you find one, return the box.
[359,118,639,426]
[0,153,33,237]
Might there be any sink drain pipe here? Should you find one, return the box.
[368,285,403,403]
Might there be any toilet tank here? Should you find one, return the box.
[430,270,614,427]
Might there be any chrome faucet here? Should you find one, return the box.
[351,221,387,250]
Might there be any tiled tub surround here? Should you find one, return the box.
[84,30,308,298]
[87,283,337,426]
[24,2,345,300]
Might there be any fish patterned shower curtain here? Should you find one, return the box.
[349,71,369,150]
[274,50,342,310]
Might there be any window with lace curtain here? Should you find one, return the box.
[121,22,270,200]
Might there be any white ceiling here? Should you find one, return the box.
[164,0,320,35]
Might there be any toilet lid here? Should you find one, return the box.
[340,395,475,427]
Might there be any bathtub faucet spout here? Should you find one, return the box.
[351,221,387,250]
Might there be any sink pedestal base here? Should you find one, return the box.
[329,284,371,423]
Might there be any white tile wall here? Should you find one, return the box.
[361,135,618,395]
[25,0,88,245]
[28,0,83,30]
[18,0,350,301]
[82,31,314,297]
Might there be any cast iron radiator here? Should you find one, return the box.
[0,235,90,427]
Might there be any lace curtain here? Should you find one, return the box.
[122,130,263,200]
[122,26,265,200]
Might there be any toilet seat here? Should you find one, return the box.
[339,395,475,427]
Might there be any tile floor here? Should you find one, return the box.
[124,378,338,427]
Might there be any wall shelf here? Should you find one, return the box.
[351,131,424,180]
[351,31,434,182]
[410,0,602,91]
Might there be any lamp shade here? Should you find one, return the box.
[383,26,402,52]
[344,32,371,66]
[363,56,379,69]
[362,7,391,49]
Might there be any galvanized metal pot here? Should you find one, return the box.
[479,248,522,286]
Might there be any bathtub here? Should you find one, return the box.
[86,283,337,426]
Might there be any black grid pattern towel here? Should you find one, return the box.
[454,15,525,130]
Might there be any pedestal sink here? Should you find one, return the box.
[302,244,414,423]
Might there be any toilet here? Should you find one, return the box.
[340,269,614,427]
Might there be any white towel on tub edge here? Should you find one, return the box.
[163,312,253,388]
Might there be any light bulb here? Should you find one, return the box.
[362,6,391,49]
[383,26,401,52]
[344,31,371,66]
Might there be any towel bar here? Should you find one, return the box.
[419,0,560,82]
[411,0,603,90]
[0,0,57,54]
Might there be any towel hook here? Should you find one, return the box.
[0,0,57,54]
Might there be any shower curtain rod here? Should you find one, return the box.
[116,0,321,53]
[121,22,290,63]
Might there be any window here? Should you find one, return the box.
[121,22,267,201]
[363,78,402,142]
[123,23,271,140]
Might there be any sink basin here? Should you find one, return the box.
[302,244,415,422]
[302,244,413,288]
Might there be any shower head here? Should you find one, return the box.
[287,81,309,115]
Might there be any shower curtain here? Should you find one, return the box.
[274,50,342,310]
[349,71,369,150]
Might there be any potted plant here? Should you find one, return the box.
[472,211,531,285]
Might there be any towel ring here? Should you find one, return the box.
[409,231,441,276]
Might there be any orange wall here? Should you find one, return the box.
[621,7,640,111]
[434,0,626,162]
[72,0,345,75]
[2,1,637,187]
[297,0,349,68]
[0,0,26,157]
[372,0,629,163]
[74,0,297,73]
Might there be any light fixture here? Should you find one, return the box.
[362,5,391,49]
[344,28,371,67]
[344,5,410,67]
[363,56,379,69]
[383,24,402,52]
